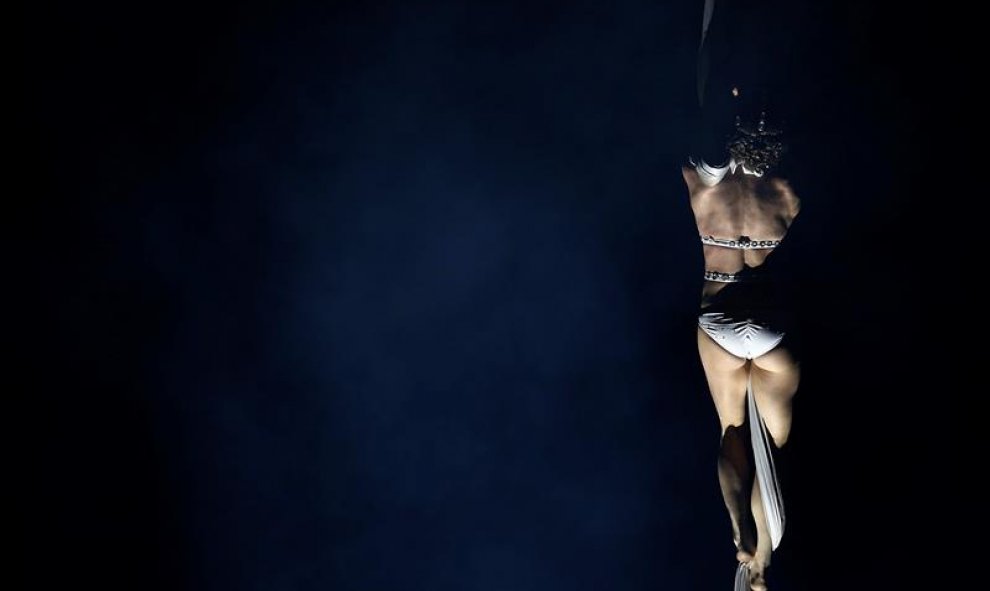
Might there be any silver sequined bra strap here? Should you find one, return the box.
[704,270,747,283]
[701,235,781,250]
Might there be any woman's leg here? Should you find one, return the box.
[750,345,800,450]
[747,345,801,589]
[748,478,770,591]
[697,328,756,559]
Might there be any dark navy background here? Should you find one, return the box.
[18,2,966,589]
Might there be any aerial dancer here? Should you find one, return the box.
[684,1,802,589]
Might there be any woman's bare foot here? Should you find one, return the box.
[734,555,768,591]
[748,562,768,591]
[749,576,767,590]
[745,543,771,590]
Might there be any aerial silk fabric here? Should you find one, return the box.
[697,0,716,105]
[731,378,785,591]
[748,374,785,549]
[734,562,750,591]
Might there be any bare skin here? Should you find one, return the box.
[683,165,801,590]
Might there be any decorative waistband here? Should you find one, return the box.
[701,235,781,250]
[704,270,748,283]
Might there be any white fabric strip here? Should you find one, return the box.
[747,374,785,549]
[693,157,765,187]
[734,562,750,591]
[702,0,716,43]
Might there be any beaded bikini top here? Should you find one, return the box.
[701,234,780,283]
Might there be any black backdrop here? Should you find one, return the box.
[17,2,968,589]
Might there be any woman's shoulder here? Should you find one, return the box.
[756,175,801,219]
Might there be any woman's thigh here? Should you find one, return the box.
[697,327,750,432]
[750,345,800,447]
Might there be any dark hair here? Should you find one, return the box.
[727,112,786,175]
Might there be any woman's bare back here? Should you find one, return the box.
[683,166,800,298]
